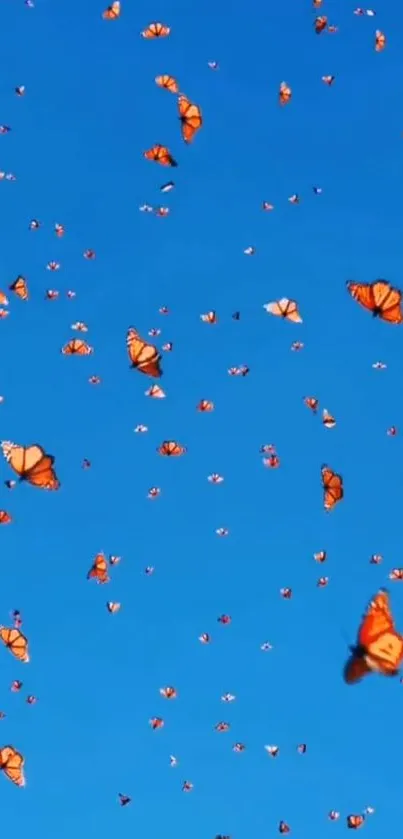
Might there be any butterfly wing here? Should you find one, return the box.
[0,747,25,786]
[25,452,60,490]
[0,627,29,662]
[321,465,343,511]
[343,655,371,684]
[1,441,27,476]
[346,281,375,311]
[372,281,403,324]
[284,300,302,323]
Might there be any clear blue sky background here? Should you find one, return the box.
[1,0,403,835]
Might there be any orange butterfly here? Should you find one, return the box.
[126,327,162,377]
[321,464,343,511]
[197,400,214,412]
[346,279,403,324]
[314,15,327,33]
[141,22,170,38]
[9,276,28,300]
[61,339,93,355]
[87,553,110,584]
[0,627,29,662]
[155,75,179,93]
[143,145,177,167]
[0,746,25,786]
[1,441,60,490]
[347,815,365,830]
[103,1,120,19]
[158,441,187,456]
[344,590,403,683]
[178,96,202,144]
[279,82,292,105]
[264,298,302,323]
[304,397,318,413]
[375,29,385,51]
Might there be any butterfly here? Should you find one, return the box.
[126,328,162,377]
[0,746,25,786]
[344,590,403,683]
[264,298,302,323]
[321,465,343,511]
[61,339,93,355]
[1,441,60,490]
[178,96,202,143]
[346,279,403,324]
[102,1,120,19]
[158,441,187,456]
[375,29,385,51]
[155,75,179,93]
[143,145,177,167]
[0,627,29,662]
[87,553,110,584]
[9,275,28,300]
[141,22,170,38]
[279,82,292,105]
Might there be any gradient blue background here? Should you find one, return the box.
[0,0,402,835]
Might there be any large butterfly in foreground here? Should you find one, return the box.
[0,745,25,786]
[126,328,162,377]
[347,279,403,324]
[1,441,60,490]
[344,590,403,683]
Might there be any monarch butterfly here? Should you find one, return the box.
[321,464,343,511]
[347,815,365,830]
[158,441,187,456]
[0,746,25,786]
[264,298,302,323]
[9,276,28,300]
[178,96,202,144]
[314,15,327,32]
[279,82,291,105]
[304,396,318,413]
[87,553,110,584]
[346,279,403,324]
[146,384,165,398]
[200,311,217,324]
[126,327,162,378]
[143,145,177,167]
[1,441,60,490]
[61,339,93,355]
[389,568,403,581]
[322,409,336,428]
[155,75,179,93]
[141,22,170,38]
[375,29,385,51]
[0,627,29,662]
[344,590,403,683]
[102,1,120,19]
[197,399,214,412]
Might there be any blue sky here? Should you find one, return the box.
[1,0,403,835]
